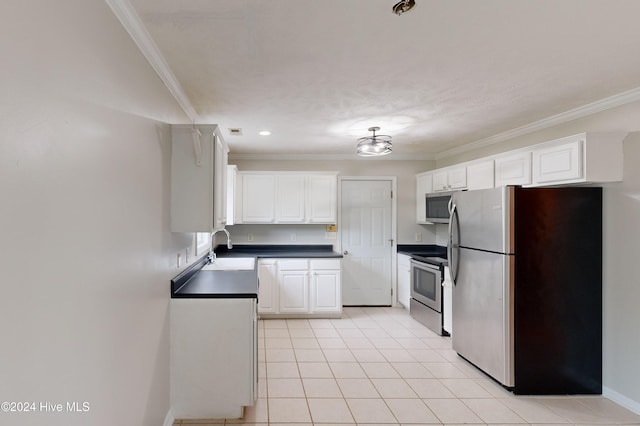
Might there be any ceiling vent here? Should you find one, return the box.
[228,128,243,136]
[392,0,416,15]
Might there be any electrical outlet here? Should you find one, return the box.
[415,233,422,242]
[247,233,254,242]
[290,233,296,242]
[176,253,182,268]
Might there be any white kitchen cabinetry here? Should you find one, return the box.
[258,258,342,318]
[529,133,625,186]
[242,174,275,223]
[170,124,229,232]
[238,172,338,224]
[275,174,306,223]
[466,160,495,190]
[171,298,257,419]
[257,259,277,314]
[416,172,433,223]
[226,165,237,226]
[306,174,338,223]
[397,254,411,309]
[433,166,467,192]
[494,152,532,187]
[310,259,342,313]
[278,260,310,314]
[213,136,229,230]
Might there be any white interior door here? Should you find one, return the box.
[341,180,393,306]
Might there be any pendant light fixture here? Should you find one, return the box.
[356,127,392,157]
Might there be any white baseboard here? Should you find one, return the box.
[163,408,175,426]
[603,386,640,415]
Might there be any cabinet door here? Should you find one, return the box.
[396,254,412,309]
[275,174,306,223]
[310,259,342,314]
[448,166,467,190]
[306,174,337,223]
[432,170,449,192]
[278,270,309,313]
[213,135,228,230]
[242,174,275,223]
[495,152,531,186]
[226,165,237,226]
[258,261,278,314]
[416,173,432,223]
[466,160,495,190]
[532,139,583,184]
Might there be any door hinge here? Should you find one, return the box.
[391,288,393,296]
[390,190,393,199]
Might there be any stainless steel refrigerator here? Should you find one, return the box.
[448,186,602,394]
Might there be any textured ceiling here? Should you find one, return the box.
[129,0,640,158]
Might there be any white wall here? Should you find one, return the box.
[0,1,190,425]
[230,159,437,246]
[439,101,640,412]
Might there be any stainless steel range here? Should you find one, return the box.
[409,256,449,336]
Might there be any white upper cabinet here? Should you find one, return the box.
[529,132,625,186]
[275,174,306,223]
[416,172,433,223]
[433,166,467,191]
[213,136,229,230]
[238,171,338,224]
[170,125,228,232]
[494,151,532,187]
[306,174,338,223]
[242,174,276,223]
[466,160,495,190]
[226,165,238,226]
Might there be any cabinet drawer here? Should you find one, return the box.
[278,259,309,270]
[310,259,341,270]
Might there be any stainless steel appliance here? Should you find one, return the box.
[448,186,602,394]
[410,257,449,336]
[425,192,453,223]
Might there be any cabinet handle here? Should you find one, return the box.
[343,250,349,255]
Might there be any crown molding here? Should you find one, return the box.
[436,86,640,160]
[229,153,435,162]
[105,0,198,121]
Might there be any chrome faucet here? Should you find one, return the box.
[209,228,233,263]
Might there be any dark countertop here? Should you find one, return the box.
[171,245,341,299]
[397,244,448,268]
[397,244,447,258]
[214,244,343,259]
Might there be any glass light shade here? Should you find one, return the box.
[356,134,392,156]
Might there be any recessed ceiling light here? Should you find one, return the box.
[259,130,271,136]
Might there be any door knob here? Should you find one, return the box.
[343,250,349,255]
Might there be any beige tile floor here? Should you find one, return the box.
[174,307,640,426]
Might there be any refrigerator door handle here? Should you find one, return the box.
[447,203,460,285]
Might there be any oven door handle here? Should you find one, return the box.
[447,202,460,285]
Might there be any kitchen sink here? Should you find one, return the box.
[200,257,255,271]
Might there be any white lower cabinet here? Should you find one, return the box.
[257,260,277,314]
[397,254,411,309]
[171,298,257,419]
[278,260,310,314]
[258,258,342,318]
[310,259,342,313]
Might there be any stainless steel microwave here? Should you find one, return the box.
[425,192,452,223]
